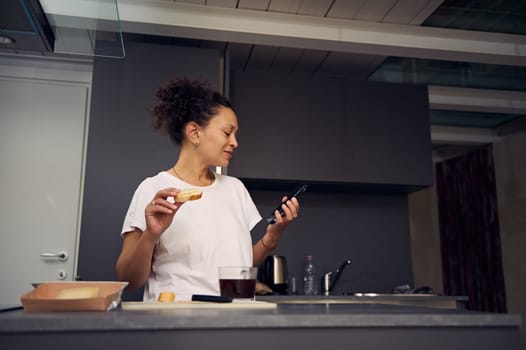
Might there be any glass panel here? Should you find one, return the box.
[39,0,124,58]
[430,110,521,128]
[369,57,526,92]
[369,0,526,130]
[423,0,526,35]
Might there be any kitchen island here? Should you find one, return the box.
[0,302,521,350]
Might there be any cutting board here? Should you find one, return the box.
[121,300,277,310]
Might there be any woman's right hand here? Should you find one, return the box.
[145,188,183,239]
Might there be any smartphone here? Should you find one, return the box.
[266,184,308,224]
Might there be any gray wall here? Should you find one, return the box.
[491,133,526,344]
[229,71,432,189]
[78,40,221,300]
[408,184,443,294]
[406,134,526,345]
[227,71,428,294]
[251,189,412,294]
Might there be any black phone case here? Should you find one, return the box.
[191,294,233,303]
[265,184,308,224]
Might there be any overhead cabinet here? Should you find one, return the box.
[228,71,433,192]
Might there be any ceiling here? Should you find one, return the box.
[1,0,526,156]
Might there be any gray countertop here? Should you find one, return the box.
[2,302,522,350]
[0,302,521,333]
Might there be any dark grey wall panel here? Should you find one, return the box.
[250,189,413,294]
[78,40,221,300]
[229,71,432,189]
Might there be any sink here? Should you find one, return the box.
[256,294,467,310]
[261,296,365,304]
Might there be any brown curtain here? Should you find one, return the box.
[435,144,507,312]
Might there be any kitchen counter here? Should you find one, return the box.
[257,294,469,309]
[0,302,522,350]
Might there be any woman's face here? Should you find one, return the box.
[199,106,239,167]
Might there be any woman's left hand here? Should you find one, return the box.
[266,196,300,238]
[253,197,300,264]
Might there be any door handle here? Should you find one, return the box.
[40,251,68,261]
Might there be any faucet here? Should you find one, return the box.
[323,259,352,296]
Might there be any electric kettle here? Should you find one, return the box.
[259,255,289,294]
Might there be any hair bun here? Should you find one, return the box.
[151,77,232,145]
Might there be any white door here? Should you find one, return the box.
[0,68,90,305]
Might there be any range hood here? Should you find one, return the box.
[0,0,55,53]
[0,0,124,58]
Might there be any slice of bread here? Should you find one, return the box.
[174,189,203,203]
[158,291,176,302]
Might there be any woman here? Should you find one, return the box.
[116,78,300,301]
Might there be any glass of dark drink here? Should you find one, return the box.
[218,266,257,300]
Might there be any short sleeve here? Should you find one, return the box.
[236,179,262,231]
[121,179,155,235]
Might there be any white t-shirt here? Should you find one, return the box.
[121,171,262,301]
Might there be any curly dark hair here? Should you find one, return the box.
[151,77,233,145]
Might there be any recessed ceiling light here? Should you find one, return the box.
[0,35,16,45]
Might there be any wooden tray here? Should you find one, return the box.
[21,281,128,312]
